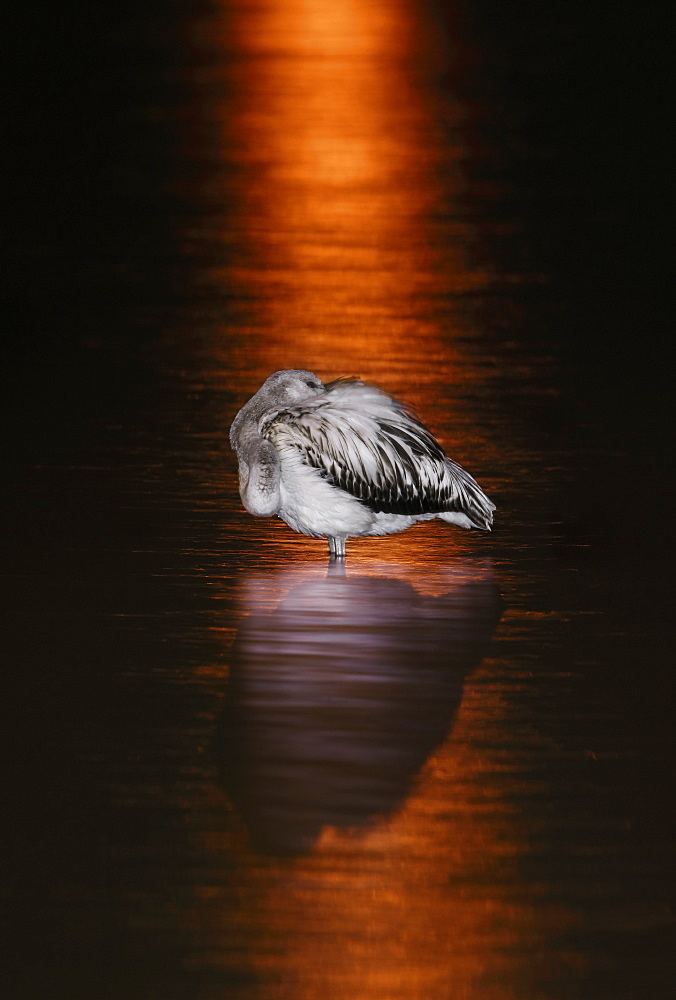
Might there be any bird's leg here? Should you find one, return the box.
[328,535,346,559]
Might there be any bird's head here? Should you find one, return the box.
[230,370,325,450]
[259,369,325,404]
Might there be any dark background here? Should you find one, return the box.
[2,2,673,997]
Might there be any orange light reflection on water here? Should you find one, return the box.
[189,556,580,999]
[182,2,560,997]
[210,0,489,389]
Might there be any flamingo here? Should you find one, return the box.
[230,370,495,557]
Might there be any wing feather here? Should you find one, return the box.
[260,380,495,528]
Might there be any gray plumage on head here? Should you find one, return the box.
[230,370,326,452]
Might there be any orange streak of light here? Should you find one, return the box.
[210,0,488,387]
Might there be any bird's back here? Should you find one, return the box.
[261,379,495,529]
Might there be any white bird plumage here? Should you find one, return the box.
[230,369,495,557]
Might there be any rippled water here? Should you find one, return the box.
[3,1,672,998]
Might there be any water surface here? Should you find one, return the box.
[3,1,672,998]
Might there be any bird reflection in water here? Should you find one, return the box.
[215,560,501,856]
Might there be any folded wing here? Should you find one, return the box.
[260,380,495,529]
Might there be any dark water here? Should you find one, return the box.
[2,2,672,998]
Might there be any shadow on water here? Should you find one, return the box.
[215,560,501,856]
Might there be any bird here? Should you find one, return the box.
[230,369,495,558]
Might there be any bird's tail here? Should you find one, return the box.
[442,459,496,530]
